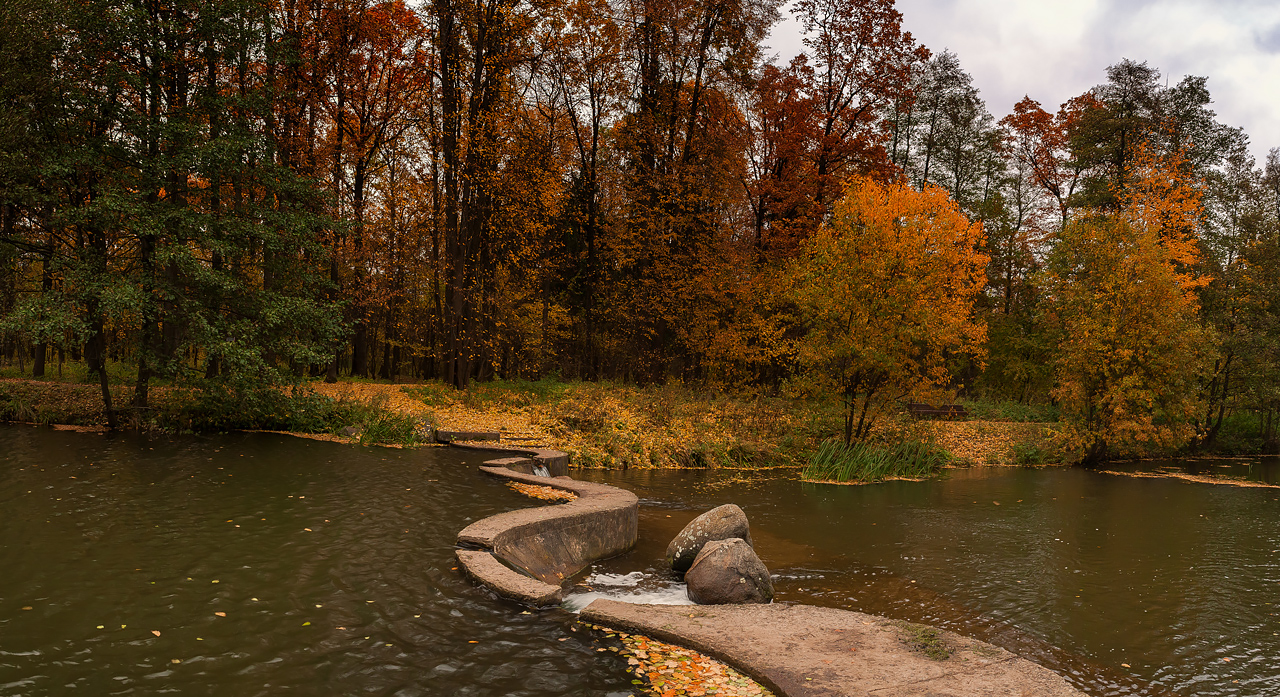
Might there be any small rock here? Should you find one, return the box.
[666,504,753,573]
[685,538,773,605]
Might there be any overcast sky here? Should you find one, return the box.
[766,0,1280,163]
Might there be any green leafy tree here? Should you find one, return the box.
[0,0,345,424]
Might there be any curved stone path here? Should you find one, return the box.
[451,444,1091,696]
[455,458,638,606]
[582,599,1086,697]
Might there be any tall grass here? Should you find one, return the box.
[801,439,953,483]
[351,392,429,446]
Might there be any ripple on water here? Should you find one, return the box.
[575,465,1280,697]
[0,426,635,696]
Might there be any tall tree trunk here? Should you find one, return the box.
[32,245,52,377]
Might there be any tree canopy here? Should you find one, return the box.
[2,0,1279,459]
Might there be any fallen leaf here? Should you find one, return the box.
[152,630,161,636]
[214,612,226,617]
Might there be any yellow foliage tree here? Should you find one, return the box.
[1041,145,1213,462]
[791,178,989,444]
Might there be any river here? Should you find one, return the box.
[4,425,1279,695]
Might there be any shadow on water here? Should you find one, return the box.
[578,465,1280,697]
[0,425,637,697]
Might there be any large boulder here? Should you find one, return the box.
[684,538,773,604]
[666,504,753,573]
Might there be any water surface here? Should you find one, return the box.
[579,465,1280,696]
[0,426,635,696]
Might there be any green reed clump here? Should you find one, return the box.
[345,392,429,446]
[801,439,953,483]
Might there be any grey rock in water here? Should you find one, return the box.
[685,538,773,605]
[666,503,753,573]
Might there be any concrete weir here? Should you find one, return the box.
[453,449,1088,696]
[581,599,1087,697]
[454,451,638,606]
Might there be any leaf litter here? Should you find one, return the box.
[506,481,577,501]
[585,624,774,696]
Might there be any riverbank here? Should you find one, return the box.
[309,380,1061,469]
[0,375,1067,467]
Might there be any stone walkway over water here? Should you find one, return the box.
[582,599,1086,697]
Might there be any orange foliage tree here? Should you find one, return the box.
[1041,144,1212,462]
[790,178,988,444]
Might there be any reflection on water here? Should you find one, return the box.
[1110,457,1280,486]
[580,465,1280,696]
[0,426,636,697]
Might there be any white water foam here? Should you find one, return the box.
[562,571,694,612]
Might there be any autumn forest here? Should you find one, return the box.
[2,0,1280,462]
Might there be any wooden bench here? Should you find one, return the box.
[906,403,969,420]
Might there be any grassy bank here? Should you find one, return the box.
[0,377,430,446]
[1,371,1061,467]
[397,378,840,469]
[308,378,1061,471]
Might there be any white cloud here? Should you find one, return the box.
[765,0,1280,161]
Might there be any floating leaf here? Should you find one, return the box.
[214,612,226,617]
[152,630,161,636]
[303,622,311,626]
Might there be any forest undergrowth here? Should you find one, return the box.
[0,372,1063,466]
